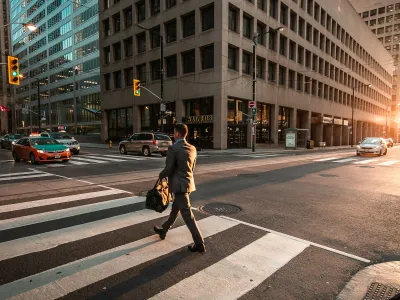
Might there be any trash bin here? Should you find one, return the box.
[307,140,314,149]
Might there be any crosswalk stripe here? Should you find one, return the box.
[376,160,400,166]
[0,204,171,261]
[0,173,53,182]
[332,158,358,163]
[46,164,69,168]
[79,155,127,162]
[70,157,109,164]
[354,159,378,164]
[314,157,339,162]
[149,233,309,300]
[102,155,147,161]
[0,196,145,231]
[1,216,237,300]
[0,189,125,214]
[0,171,42,178]
[65,160,89,165]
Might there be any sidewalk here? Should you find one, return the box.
[337,261,400,300]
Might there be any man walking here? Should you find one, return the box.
[153,123,205,253]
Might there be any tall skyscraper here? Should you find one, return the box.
[351,0,400,141]
[10,0,101,135]
[0,0,11,133]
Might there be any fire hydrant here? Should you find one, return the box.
[109,140,112,148]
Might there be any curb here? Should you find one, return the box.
[337,261,400,300]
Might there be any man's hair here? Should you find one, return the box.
[174,123,188,138]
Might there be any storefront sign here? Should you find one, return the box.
[343,120,349,126]
[185,115,213,124]
[334,118,342,125]
[323,116,333,124]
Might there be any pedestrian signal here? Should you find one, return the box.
[133,79,140,96]
[8,56,20,85]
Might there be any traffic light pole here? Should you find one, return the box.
[252,35,257,153]
[160,35,164,133]
[37,78,41,132]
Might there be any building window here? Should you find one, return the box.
[104,46,111,64]
[182,11,195,37]
[166,55,177,77]
[280,3,288,25]
[299,17,305,37]
[137,64,146,82]
[151,0,160,16]
[103,19,110,37]
[113,42,121,61]
[256,57,264,78]
[113,13,120,33]
[166,0,176,9]
[182,49,195,73]
[151,25,160,48]
[258,0,266,10]
[124,38,133,57]
[288,69,295,88]
[242,52,251,74]
[201,44,214,70]
[201,4,214,31]
[124,7,132,28]
[104,74,111,90]
[290,10,297,32]
[228,46,237,70]
[269,31,277,51]
[279,34,287,56]
[305,50,311,68]
[306,23,312,42]
[125,68,133,86]
[270,0,277,19]
[104,0,109,10]
[298,46,304,65]
[257,22,266,45]
[151,59,161,80]
[137,32,146,53]
[136,1,145,22]
[229,6,238,32]
[114,71,122,89]
[296,73,303,91]
[243,15,252,39]
[165,19,177,43]
[268,61,276,82]
[289,40,296,60]
[279,66,286,86]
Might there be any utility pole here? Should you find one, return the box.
[160,34,165,133]
[351,87,354,147]
[252,34,257,153]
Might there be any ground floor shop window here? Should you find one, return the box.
[140,102,176,134]
[187,124,213,149]
[228,125,247,148]
[108,107,133,140]
[227,98,249,148]
[278,106,291,142]
[256,103,272,143]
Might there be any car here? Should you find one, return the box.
[12,136,71,164]
[119,132,172,157]
[38,132,80,154]
[356,137,388,156]
[1,134,23,150]
[384,138,394,148]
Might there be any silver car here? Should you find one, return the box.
[356,137,388,156]
[119,132,172,157]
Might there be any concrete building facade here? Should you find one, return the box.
[351,0,400,142]
[100,0,393,149]
[10,0,101,136]
[0,0,11,133]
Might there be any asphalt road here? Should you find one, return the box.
[0,145,399,299]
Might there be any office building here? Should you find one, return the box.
[0,0,11,133]
[352,0,400,141]
[10,0,101,135]
[100,0,393,149]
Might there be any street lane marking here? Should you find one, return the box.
[79,155,127,162]
[0,204,171,261]
[1,216,237,300]
[0,196,146,231]
[220,216,370,263]
[150,233,308,300]
[0,173,53,182]
[0,170,42,178]
[67,160,90,165]
[376,160,400,166]
[314,157,339,162]
[0,189,126,214]
[71,157,110,164]
[354,159,378,164]
[332,158,358,163]
[102,155,147,161]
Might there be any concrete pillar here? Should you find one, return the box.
[356,121,363,144]
[214,94,227,150]
[314,123,323,144]
[305,111,311,140]
[342,125,349,145]
[101,110,108,142]
[323,124,333,146]
[334,125,342,146]
[363,123,368,139]
[368,123,373,137]
[271,104,279,146]
[290,108,297,129]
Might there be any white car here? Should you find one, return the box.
[40,132,80,155]
[356,137,388,156]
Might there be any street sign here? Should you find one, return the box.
[163,119,166,124]
[160,103,166,112]
[251,108,256,116]
[248,101,255,108]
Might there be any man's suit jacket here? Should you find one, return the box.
[159,139,197,193]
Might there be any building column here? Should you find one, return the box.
[314,123,323,145]
[271,104,279,146]
[101,110,108,142]
[290,108,297,129]
[342,125,349,146]
[363,123,368,139]
[333,125,342,146]
[214,94,227,149]
[323,124,333,146]
[356,121,363,144]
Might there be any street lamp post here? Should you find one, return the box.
[252,26,284,152]
[137,24,164,132]
[351,83,372,147]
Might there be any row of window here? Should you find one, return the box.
[365,14,400,27]
[104,0,179,16]
[362,3,400,18]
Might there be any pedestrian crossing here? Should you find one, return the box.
[0,170,58,183]
[313,156,400,166]
[0,186,349,300]
[233,153,284,159]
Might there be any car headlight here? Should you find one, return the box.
[12,141,16,144]
[66,148,70,152]
[38,150,47,153]
[357,145,360,149]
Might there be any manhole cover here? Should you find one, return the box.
[319,174,338,178]
[237,173,258,178]
[363,282,400,300]
[199,203,241,215]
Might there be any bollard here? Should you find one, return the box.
[109,140,112,148]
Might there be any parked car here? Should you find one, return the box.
[37,132,80,154]
[119,132,172,156]
[384,138,394,148]
[356,137,388,156]
[1,134,23,150]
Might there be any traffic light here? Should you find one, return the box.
[133,79,140,96]
[8,56,20,85]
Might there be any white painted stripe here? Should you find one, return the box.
[46,164,69,168]
[220,215,370,263]
[70,157,108,164]
[75,179,94,184]
[3,216,237,300]
[0,196,146,231]
[0,205,171,261]
[79,155,127,162]
[376,160,400,166]
[67,160,90,165]
[314,157,339,162]
[0,189,125,214]
[102,155,147,161]
[354,159,378,165]
[332,158,358,163]
[0,173,53,182]
[150,233,308,300]
[0,171,41,178]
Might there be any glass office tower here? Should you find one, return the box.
[10,0,100,135]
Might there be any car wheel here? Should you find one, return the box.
[12,152,20,162]
[384,149,388,155]
[142,146,151,157]
[120,145,127,155]
[1,143,4,149]
[356,153,361,156]
[62,159,69,163]
[73,150,80,155]
[161,152,167,157]
[378,149,382,156]
[30,152,37,164]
